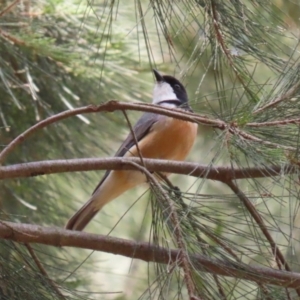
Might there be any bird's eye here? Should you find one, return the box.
[174,84,181,90]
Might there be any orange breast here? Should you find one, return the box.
[109,117,197,191]
[127,117,198,161]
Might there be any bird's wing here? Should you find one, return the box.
[92,112,160,194]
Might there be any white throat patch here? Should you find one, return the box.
[152,82,177,105]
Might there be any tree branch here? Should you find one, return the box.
[24,243,66,299]
[230,126,296,151]
[129,161,201,300]
[0,101,224,164]
[247,117,300,127]
[0,157,296,182]
[253,80,300,115]
[0,0,20,17]
[1,100,298,166]
[226,180,300,297]
[1,221,300,289]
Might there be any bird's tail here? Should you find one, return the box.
[65,170,145,231]
[65,197,101,231]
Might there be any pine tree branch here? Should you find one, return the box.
[247,117,300,127]
[1,221,300,289]
[127,161,201,300]
[0,158,296,181]
[210,0,253,99]
[229,126,296,151]
[24,243,66,300]
[225,180,300,297]
[1,100,298,167]
[0,0,20,17]
[161,176,228,299]
[0,101,222,164]
[253,80,300,115]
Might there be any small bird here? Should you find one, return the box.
[66,69,198,231]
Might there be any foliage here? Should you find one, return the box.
[1,0,300,299]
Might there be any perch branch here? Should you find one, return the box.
[0,101,224,164]
[0,158,296,182]
[0,100,298,166]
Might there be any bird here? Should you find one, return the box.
[65,69,198,231]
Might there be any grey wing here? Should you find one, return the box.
[92,112,160,194]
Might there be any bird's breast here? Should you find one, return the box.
[127,116,198,161]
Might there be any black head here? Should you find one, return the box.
[153,69,189,108]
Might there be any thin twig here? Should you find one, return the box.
[126,161,201,300]
[0,28,26,46]
[253,80,300,115]
[0,0,20,17]
[24,243,66,299]
[122,110,145,166]
[247,117,300,127]
[159,174,227,299]
[225,180,300,297]
[229,126,296,151]
[210,0,253,99]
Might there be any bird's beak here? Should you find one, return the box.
[153,69,164,82]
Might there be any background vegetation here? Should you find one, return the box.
[1,0,300,299]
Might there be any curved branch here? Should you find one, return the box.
[1,221,300,289]
[0,101,225,164]
[0,158,296,181]
[0,100,297,166]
